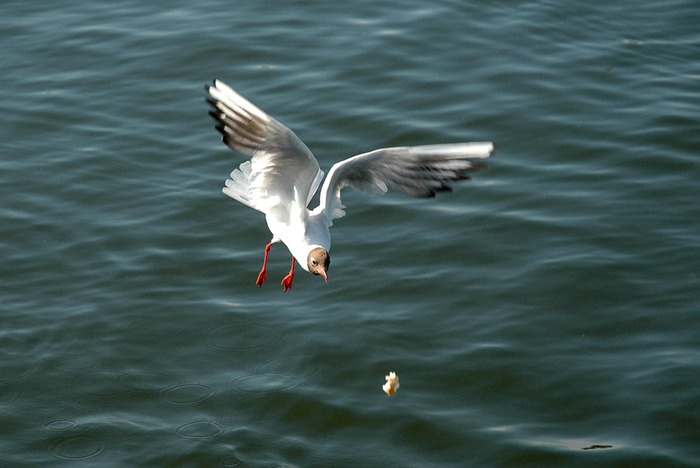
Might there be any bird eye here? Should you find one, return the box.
[311,258,317,266]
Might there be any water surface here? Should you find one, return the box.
[1,1,699,466]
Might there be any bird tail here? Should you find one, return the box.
[223,160,263,212]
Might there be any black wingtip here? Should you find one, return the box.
[215,123,229,138]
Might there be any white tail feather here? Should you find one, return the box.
[222,161,260,211]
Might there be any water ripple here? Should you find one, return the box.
[48,353,103,373]
[202,320,283,352]
[52,435,107,461]
[230,372,306,394]
[115,370,180,395]
[43,419,78,432]
[163,383,215,407]
[175,420,224,439]
[0,353,38,384]
[221,457,242,467]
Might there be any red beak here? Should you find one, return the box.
[320,269,328,283]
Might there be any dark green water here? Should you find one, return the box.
[2,1,699,466]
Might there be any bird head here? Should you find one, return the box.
[307,247,330,282]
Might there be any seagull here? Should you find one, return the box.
[206,80,494,291]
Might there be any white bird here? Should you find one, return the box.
[206,80,494,291]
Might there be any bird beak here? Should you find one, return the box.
[320,269,328,283]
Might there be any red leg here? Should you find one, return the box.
[281,256,296,292]
[256,242,273,287]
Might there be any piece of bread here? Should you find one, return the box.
[382,371,399,396]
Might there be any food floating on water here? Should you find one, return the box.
[382,371,399,396]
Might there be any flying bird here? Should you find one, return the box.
[206,80,494,291]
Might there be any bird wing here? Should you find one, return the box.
[317,143,494,224]
[206,80,324,218]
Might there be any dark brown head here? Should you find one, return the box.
[307,247,330,282]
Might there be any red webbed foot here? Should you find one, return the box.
[281,274,293,292]
[255,269,267,288]
[256,242,274,288]
[281,257,296,292]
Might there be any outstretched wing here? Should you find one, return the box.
[206,80,324,216]
[317,143,494,224]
